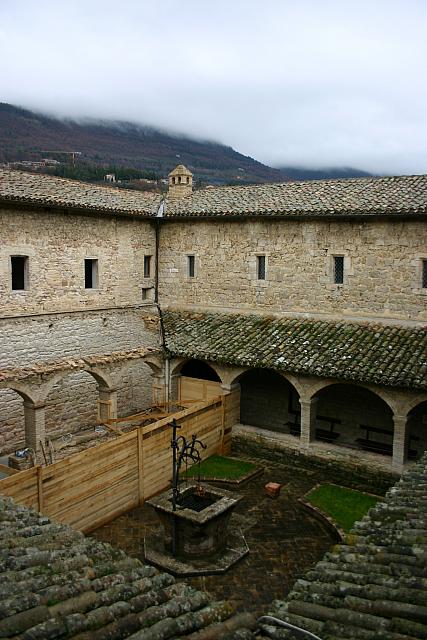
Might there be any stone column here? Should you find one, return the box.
[392,413,408,473]
[299,397,318,448]
[220,383,240,394]
[98,387,117,423]
[23,401,46,452]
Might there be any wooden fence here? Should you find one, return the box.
[0,391,239,533]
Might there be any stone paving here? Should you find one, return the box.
[90,454,384,617]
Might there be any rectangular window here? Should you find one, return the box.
[187,255,195,278]
[423,259,427,289]
[257,255,266,280]
[11,256,29,290]
[144,255,152,278]
[333,256,344,284]
[85,259,98,289]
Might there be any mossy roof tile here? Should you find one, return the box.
[163,310,427,390]
[165,174,427,218]
[0,168,161,217]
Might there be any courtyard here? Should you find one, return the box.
[90,452,388,616]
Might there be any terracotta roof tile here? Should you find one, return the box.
[0,496,245,638]
[263,452,427,640]
[164,174,427,218]
[163,310,427,390]
[0,168,161,217]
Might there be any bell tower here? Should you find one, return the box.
[168,164,193,199]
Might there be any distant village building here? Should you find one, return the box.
[104,173,116,182]
[0,165,426,476]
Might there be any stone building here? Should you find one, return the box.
[0,165,426,473]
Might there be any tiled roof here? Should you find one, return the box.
[163,310,427,390]
[0,168,161,217]
[262,452,427,640]
[169,164,193,177]
[164,174,427,218]
[2,460,426,640]
[0,496,254,639]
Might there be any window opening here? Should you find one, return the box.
[144,255,152,278]
[333,256,344,284]
[422,259,427,288]
[11,256,28,290]
[85,259,98,289]
[187,255,195,278]
[257,255,266,280]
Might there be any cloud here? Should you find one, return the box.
[1,0,426,174]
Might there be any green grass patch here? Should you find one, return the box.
[182,455,256,481]
[305,484,381,533]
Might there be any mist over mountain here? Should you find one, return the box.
[276,166,373,181]
[0,103,373,185]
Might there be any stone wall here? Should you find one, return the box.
[0,389,25,453]
[0,206,156,316]
[0,306,160,452]
[159,219,427,322]
[232,433,397,493]
[0,307,160,369]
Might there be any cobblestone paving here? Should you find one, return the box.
[91,455,374,616]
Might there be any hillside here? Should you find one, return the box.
[0,103,373,185]
[0,103,288,185]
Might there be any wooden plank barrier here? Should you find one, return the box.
[0,393,238,533]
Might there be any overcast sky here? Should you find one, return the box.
[1,0,426,174]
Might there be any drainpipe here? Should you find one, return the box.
[154,198,164,304]
[154,198,171,405]
[165,355,170,407]
[156,297,170,406]
[257,616,323,640]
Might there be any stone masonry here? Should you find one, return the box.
[159,219,427,323]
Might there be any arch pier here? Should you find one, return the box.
[0,347,159,455]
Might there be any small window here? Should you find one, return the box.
[333,256,344,284]
[187,255,195,278]
[144,255,152,278]
[85,259,98,289]
[11,256,29,290]
[422,260,427,289]
[257,255,266,280]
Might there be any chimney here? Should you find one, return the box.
[168,164,193,199]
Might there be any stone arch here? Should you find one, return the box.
[85,367,114,389]
[171,358,223,382]
[308,379,394,413]
[312,382,394,451]
[407,399,427,459]
[44,369,101,439]
[42,367,113,401]
[170,359,223,403]
[0,386,30,453]
[0,382,37,405]
[143,354,164,377]
[234,367,300,433]
[113,359,157,417]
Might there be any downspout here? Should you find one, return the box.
[154,197,171,405]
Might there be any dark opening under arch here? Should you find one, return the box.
[180,360,221,382]
[237,368,299,432]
